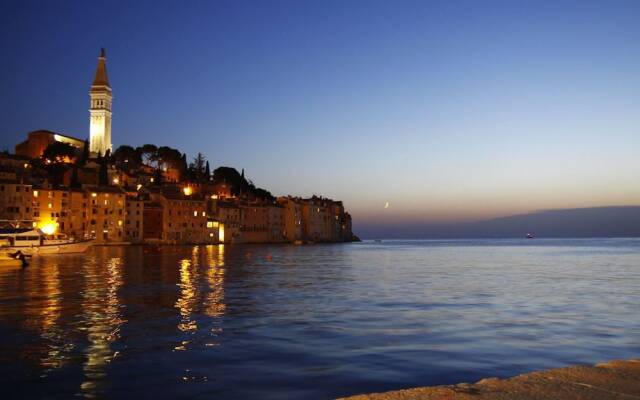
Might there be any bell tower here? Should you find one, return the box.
[89,48,112,155]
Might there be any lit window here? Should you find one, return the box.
[193,211,197,217]
[33,190,39,198]
[92,193,97,197]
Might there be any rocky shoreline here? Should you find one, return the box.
[339,359,640,400]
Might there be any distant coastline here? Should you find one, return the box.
[357,206,640,239]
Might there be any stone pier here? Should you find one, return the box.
[339,359,640,400]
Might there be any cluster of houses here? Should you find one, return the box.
[0,49,355,245]
[0,139,354,245]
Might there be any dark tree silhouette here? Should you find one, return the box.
[98,153,109,186]
[157,146,183,170]
[78,139,90,166]
[42,142,77,163]
[113,145,140,170]
[137,144,158,166]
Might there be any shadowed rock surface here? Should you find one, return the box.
[339,359,640,400]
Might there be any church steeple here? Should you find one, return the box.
[92,48,110,87]
[89,48,113,156]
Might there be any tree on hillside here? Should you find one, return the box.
[191,153,206,173]
[189,152,207,182]
[98,153,109,186]
[156,146,183,170]
[179,153,188,179]
[78,139,90,166]
[137,144,158,166]
[113,145,140,169]
[42,142,77,164]
[205,161,210,180]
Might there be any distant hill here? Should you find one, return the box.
[357,206,640,239]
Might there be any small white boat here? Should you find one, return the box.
[0,228,94,256]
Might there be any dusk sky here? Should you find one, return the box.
[2,0,640,234]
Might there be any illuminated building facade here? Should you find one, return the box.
[15,130,84,160]
[86,186,125,242]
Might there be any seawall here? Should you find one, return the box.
[339,359,640,400]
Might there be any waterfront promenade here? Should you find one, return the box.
[341,359,640,400]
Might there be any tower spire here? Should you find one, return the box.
[92,48,110,87]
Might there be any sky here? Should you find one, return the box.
[1,0,640,236]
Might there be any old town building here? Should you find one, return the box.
[86,186,125,243]
[124,195,144,243]
[0,180,33,226]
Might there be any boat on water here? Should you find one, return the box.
[0,228,94,255]
[526,233,535,239]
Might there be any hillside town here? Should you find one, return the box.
[0,49,355,245]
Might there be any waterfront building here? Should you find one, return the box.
[150,192,211,244]
[278,197,304,241]
[240,203,270,243]
[210,199,241,243]
[89,49,113,156]
[0,180,33,226]
[301,199,326,241]
[267,204,286,242]
[85,186,125,243]
[143,202,163,241]
[64,189,89,239]
[31,187,69,234]
[124,196,144,243]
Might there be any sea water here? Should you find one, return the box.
[0,239,638,399]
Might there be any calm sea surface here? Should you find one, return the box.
[1,239,639,399]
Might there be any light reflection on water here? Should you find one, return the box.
[0,239,639,399]
[79,254,125,398]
